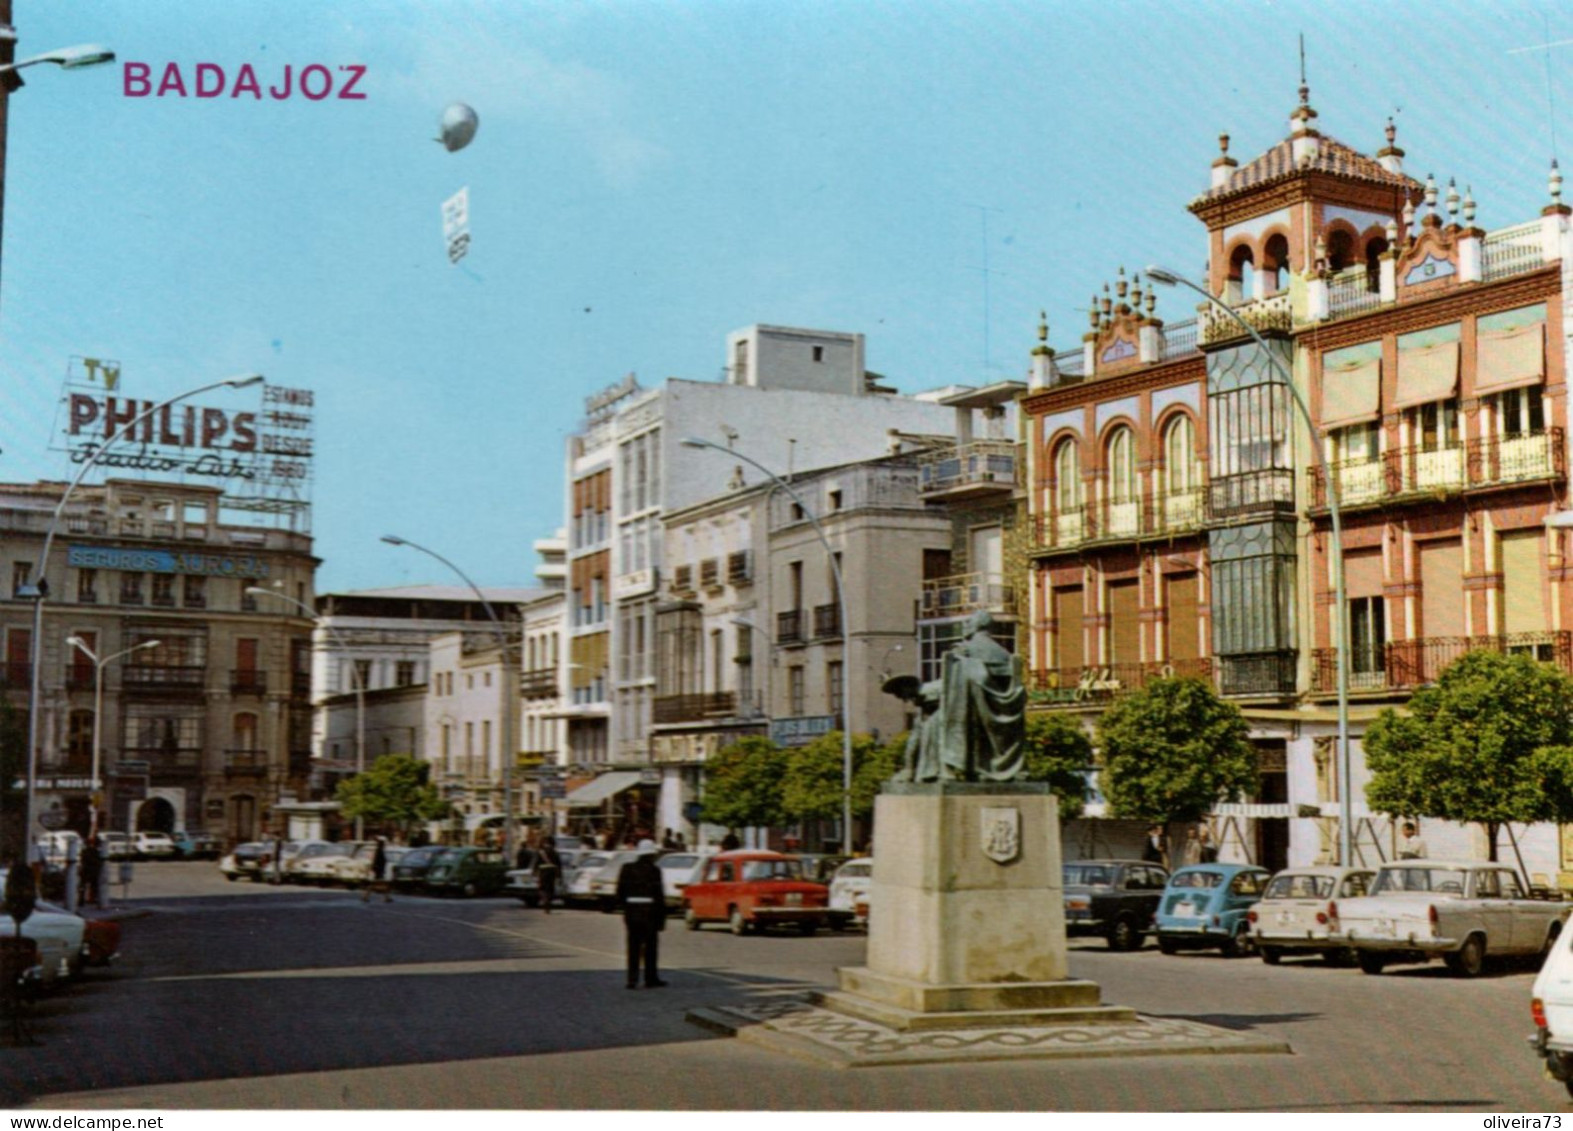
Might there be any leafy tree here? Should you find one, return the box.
[1022,712,1095,821]
[781,731,899,822]
[699,736,788,830]
[1098,677,1256,858]
[335,754,449,839]
[1365,650,1573,861]
[851,734,906,817]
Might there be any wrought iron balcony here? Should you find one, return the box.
[1325,265,1384,319]
[812,603,841,639]
[776,609,804,645]
[123,665,206,692]
[917,440,1018,500]
[1467,428,1564,490]
[919,573,1016,620]
[123,746,202,769]
[652,691,740,724]
[1380,632,1572,689]
[1311,456,1388,510]
[1145,487,1207,537]
[230,670,268,695]
[1310,645,1393,694]
[1033,506,1088,553]
[1215,651,1297,698]
[520,669,558,698]
[225,749,269,774]
[1208,470,1295,521]
[1199,292,1292,346]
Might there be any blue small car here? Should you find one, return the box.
[1155,863,1270,957]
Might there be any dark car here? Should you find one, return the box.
[1062,859,1170,951]
[392,845,448,890]
[424,847,509,897]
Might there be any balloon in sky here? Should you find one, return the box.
[437,103,479,152]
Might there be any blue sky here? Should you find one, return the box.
[3,0,1569,591]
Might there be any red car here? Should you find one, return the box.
[681,851,830,936]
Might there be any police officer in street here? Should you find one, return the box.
[616,839,667,989]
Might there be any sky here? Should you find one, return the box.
[2,0,1571,592]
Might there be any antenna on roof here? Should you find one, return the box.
[1507,13,1566,161]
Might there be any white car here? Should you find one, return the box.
[1532,924,1573,1095]
[100,832,134,860]
[132,832,176,858]
[328,843,409,887]
[292,842,361,885]
[1247,865,1374,965]
[657,852,712,908]
[827,858,874,929]
[284,842,351,884]
[586,851,644,909]
[0,868,87,986]
[561,851,613,907]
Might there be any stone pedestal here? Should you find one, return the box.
[821,783,1134,1031]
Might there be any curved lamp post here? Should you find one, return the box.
[1145,265,1352,867]
[0,43,114,83]
[21,374,263,861]
[681,437,856,852]
[64,635,158,841]
[382,535,518,860]
[246,587,366,840]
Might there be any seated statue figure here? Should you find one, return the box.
[888,609,1026,783]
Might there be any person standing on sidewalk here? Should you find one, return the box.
[362,837,392,903]
[536,841,562,914]
[615,839,667,989]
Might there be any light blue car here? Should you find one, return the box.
[1155,863,1270,957]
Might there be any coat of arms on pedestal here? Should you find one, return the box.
[980,806,1020,864]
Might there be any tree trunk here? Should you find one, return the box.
[1486,822,1499,862]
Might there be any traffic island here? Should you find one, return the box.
[687,785,1293,1067]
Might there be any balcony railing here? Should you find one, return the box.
[123,665,207,691]
[813,603,841,639]
[917,440,1018,497]
[777,609,804,645]
[1388,442,1466,495]
[1483,220,1544,282]
[520,669,558,698]
[919,573,1015,620]
[1216,651,1297,698]
[1310,645,1393,694]
[291,672,311,697]
[1030,658,1213,705]
[727,550,753,586]
[225,749,269,773]
[1199,292,1292,346]
[1033,506,1088,552]
[652,691,740,724]
[122,746,202,769]
[1467,428,1564,489]
[1382,632,1573,689]
[230,670,267,695]
[1311,456,1388,509]
[1208,469,1295,520]
[1326,265,1384,319]
[1146,487,1206,536]
[65,667,96,692]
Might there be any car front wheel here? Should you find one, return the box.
[684,907,701,931]
[1357,951,1386,975]
[1219,931,1253,958]
[1106,917,1142,952]
[729,907,749,936]
[1157,936,1180,956]
[1259,946,1282,965]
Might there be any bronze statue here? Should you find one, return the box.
[887,610,1026,782]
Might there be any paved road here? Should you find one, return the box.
[6,861,1569,1111]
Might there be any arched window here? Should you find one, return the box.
[1364,235,1388,292]
[1229,245,1255,304]
[1160,415,1203,530]
[1053,439,1082,512]
[1104,427,1138,537]
[1327,229,1354,272]
[1263,234,1290,294]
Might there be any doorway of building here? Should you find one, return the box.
[136,796,176,833]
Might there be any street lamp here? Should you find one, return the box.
[0,43,114,85]
[381,535,519,860]
[682,437,856,852]
[64,635,158,841]
[246,587,366,840]
[1146,265,1352,866]
[20,374,264,862]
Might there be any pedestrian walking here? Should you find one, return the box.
[1142,824,1164,865]
[615,839,667,989]
[1398,820,1428,860]
[536,841,562,913]
[363,837,392,903]
[80,836,104,908]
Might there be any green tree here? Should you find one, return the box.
[1364,650,1573,861]
[699,736,788,830]
[851,733,906,817]
[781,731,898,822]
[335,754,449,839]
[1022,712,1095,821]
[1098,677,1256,857]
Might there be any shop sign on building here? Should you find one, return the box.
[68,545,271,578]
[770,715,836,748]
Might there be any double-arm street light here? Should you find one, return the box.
[1146,265,1352,867]
[681,437,856,852]
[381,535,519,860]
[245,587,366,840]
[19,374,263,861]
[64,635,159,841]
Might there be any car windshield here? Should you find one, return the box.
[1063,864,1115,886]
[1371,866,1469,895]
[403,847,440,866]
[577,854,610,871]
[1265,874,1334,900]
[1170,870,1224,889]
[660,854,699,871]
[740,859,803,881]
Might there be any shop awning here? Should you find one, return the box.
[564,770,642,807]
[1322,359,1381,429]
[1393,340,1458,409]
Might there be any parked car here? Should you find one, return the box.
[1247,865,1374,965]
[1062,859,1170,951]
[796,853,851,886]
[1340,860,1569,977]
[424,847,509,897]
[1155,863,1270,957]
[0,869,87,986]
[132,832,176,858]
[290,842,357,885]
[1531,923,1573,1094]
[35,898,120,968]
[681,851,831,935]
[169,831,222,860]
[392,845,448,890]
[219,842,270,882]
[827,858,875,930]
[35,831,83,866]
[100,832,134,860]
[561,852,614,907]
[658,852,713,909]
[586,851,644,910]
[329,842,410,888]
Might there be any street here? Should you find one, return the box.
[5,861,1568,1111]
